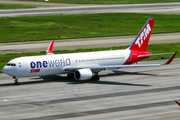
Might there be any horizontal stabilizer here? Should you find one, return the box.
[138,52,174,58]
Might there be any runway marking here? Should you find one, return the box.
[0,79,14,81]
[0,102,112,120]
[112,110,180,120]
[156,113,179,118]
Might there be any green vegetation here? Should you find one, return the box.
[1,13,180,43]
[0,4,35,9]
[0,42,180,73]
[19,0,180,4]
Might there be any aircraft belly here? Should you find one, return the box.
[14,67,64,77]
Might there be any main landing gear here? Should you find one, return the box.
[67,73,74,79]
[90,73,100,81]
[13,76,19,85]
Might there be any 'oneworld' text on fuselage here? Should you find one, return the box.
[30,57,71,68]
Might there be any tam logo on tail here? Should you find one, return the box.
[129,18,155,51]
[135,23,151,48]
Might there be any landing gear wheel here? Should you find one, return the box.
[67,73,74,79]
[14,79,19,85]
[90,74,100,81]
[94,72,100,81]
[95,76,100,81]
[14,81,19,85]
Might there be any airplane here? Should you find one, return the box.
[2,18,178,85]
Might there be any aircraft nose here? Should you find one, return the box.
[2,66,14,76]
[2,66,8,73]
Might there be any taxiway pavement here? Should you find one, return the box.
[0,32,179,54]
[0,58,180,120]
[0,2,180,17]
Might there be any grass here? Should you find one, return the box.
[0,42,180,73]
[19,0,180,4]
[1,13,180,43]
[0,4,35,9]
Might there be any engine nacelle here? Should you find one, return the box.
[74,69,94,80]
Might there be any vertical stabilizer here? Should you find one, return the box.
[129,18,155,51]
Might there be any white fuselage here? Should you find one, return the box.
[3,49,130,77]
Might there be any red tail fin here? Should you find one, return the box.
[129,18,155,51]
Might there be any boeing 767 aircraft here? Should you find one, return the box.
[2,18,177,85]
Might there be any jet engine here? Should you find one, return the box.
[74,69,94,80]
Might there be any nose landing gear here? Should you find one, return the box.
[13,76,19,85]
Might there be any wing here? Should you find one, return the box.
[64,51,177,72]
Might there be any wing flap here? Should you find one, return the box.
[64,64,161,71]
[91,64,161,70]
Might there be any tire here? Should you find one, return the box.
[90,75,100,81]
[67,73,74,79]
[14,82,19,85]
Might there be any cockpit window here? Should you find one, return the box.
[6,63,16,66]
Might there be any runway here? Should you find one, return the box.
[0,58,180,120]
[0,2,180,17]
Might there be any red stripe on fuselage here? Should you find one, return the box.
[124,50,152,65]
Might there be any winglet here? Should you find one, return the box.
[163,51,178,65]
[46,40,54,55]
[175,101,180,106]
